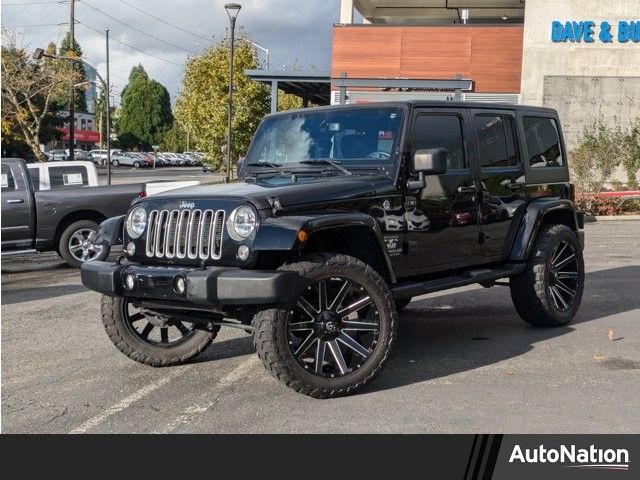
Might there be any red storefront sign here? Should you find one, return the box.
[57,127,101,143]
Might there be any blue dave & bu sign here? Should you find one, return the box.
[551,20,640,43]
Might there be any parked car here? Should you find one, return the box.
[160,152,184,166]
[45,149,68,161]
[26,161,99,191]
[1,158,145,268]
[81,101,585,398]
[111,152,146,168]
[130,152,154,167]
[65,149,90,161]
[88,149,109,165]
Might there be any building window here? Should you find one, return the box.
[412,114,466,169]
[523,117,564,168]
[87,120,93,130]
[81,119,86,130]
[474,114,519,168]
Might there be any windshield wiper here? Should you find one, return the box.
[245,162,283,168]
[298,159,352,176]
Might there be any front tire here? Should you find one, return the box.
[112,159,119,166]
[101,296,218,366]
[253,253,397,398]
[58,220,110,268]
[510,224,584,327]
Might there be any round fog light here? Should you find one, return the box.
[237,245,250,261]
[126,242,136,256]
[123,272,136,291]
[173,276,186,295]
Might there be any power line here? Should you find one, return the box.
[6,22,68,27]
[77,0,198,55]
[114,0,212,44]
[76,19,184,67]
[3,1,67,5]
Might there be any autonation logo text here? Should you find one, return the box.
[509,444,630,471]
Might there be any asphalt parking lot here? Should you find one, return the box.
[1,220,639,433]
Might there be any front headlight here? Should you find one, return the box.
[228,205,257,240]
[126,206,147,238]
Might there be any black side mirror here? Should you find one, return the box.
[413,148,447,175]
[407,148,447,190]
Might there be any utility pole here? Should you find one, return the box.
[106,28,111,186]
[68,0,75,160]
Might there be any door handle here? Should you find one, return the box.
[457,185,478,194]
[508,181,526,190]
[7,199,24,204]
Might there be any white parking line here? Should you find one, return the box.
[156,356,259,434]
[69,368,186,434]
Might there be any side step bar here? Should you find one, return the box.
[1,249,37,257]
[391,263,526,300]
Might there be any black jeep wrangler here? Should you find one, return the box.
[82,101,585,398]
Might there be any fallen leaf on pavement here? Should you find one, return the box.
[593,355,607,361]
[608,328,615,341]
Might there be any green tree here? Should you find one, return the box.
[117,65,173,150]
[174,37,269,174]
[570,123,623,194]
[57,32,88,112]
[160,122,188,152]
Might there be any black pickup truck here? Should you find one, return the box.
[1,158,144,267]
[81,101,585,398]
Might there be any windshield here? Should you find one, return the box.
[245,106,403,167]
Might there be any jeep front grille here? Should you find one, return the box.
[145,209,225,260]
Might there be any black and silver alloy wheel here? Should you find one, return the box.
[123,300,198,347]
[510,224,584,327]
[253,253,397,398]
[287,277,380,378]
[101,295,217,367]
[547,240,579,312]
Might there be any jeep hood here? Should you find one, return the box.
[149,174,396,210]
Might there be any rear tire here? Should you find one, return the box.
[101,296,218,367]
[253,253,397,398]
[58,219,110,268]
[133,161,140,168]
[510,224,584,327]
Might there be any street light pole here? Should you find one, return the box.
[105,28,111,186]
[224,3,241,183]
[68,0,75,160]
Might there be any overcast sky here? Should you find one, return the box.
[1,0,341,105]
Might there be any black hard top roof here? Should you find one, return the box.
[267,100,557,117]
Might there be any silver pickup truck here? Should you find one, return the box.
[1,158,145,267]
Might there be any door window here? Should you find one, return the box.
[523,116,564,168]
[412,115,466,169]
[474,114,518,168]
[1,164,16,191]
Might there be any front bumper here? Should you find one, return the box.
[81,261,302,307]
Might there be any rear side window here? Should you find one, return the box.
[27,166,40,191]
[523,116,564,168]
[49,166,88,189]
[412,114,466,169]
[474,114,518,168]
[1,164,16,191]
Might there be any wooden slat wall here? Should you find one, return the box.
[331,26,523,93]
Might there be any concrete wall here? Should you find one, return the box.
[520,0,640,148]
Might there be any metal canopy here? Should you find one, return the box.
[244,69,331,112]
